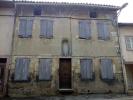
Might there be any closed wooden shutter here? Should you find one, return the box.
[14,58,30,81]
[26,19,33,37]
[19,19,26,37]
[47,20,53,38]
[39,59,52,80]
[97,21,110,40]
[80,59,93,80]
[79,20,91,39]
[40,19,47,37]
[40,20,53,38]
[100,59,114,80]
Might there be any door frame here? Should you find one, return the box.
[0,56,10,96]
[59,58,72,90]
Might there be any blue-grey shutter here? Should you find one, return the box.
[101,59,114,80]
[22,58,30,80]
[101,59,107,79]
[19,19,26,37]
[103,22,110,40]
[26,20,33,37]
[14,58,22,80]
[97,21,109,40]
[97,21,104,40]
[47,20,53,38]
[79,21,91,39]
[39,59,52,80]
[80,59,93,80]
[40,19,47,37]
[14,58,29,81]
[86,59,93,79]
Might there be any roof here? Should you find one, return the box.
[0,1,14,8]
[118,23,133,26]
[15,0,120,11]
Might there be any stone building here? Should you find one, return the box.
[119,23,133,94]
[0,1,14,96]
[0,0,126,97]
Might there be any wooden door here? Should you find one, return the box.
[0,63,5,93]
[59,59,71,89]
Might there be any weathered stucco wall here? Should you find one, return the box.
[119,26,133,62]
[9,7,124,97]
[0,8,14,55]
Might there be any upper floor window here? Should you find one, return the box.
[33,6,42,16]
[40,19,53,38]
[79,20,91,39]
[14,58,30,81]
[80,59,93,80]
[125,36,133,50]
[90,11,97,18]
[19,19,33,38]
[100,58,114,80]
[97,21,110,40]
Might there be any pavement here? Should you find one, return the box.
[1,94,133,100]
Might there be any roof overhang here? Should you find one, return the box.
[15,1,120,11]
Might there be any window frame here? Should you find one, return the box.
[38,58,52,81]
[100,58,114,80]
[40,19,54,39]
[14,58,30,82]
[79,20,91,40]
[80,58,94,80]
[18,18,33,38]
[125,36,133,50]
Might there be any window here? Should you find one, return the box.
[90,11,97,18]
[79,20,91,39]
[14,58,30,81]
[19,19,33,38]
[40,19,53,38]
[39,58,52,81]
[125,36,133,50]
[100,58,114,80]
[33,6,42,16]
[97,21,110,40]
[80,59,93,80]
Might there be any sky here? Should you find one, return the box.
[25,0,132,23]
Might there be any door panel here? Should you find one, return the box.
[59,59,71,89]
[0,63,5,93]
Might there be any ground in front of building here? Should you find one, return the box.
[1,94,133,100]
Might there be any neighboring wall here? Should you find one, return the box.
[119,25,133,62]
[0,7,14,56]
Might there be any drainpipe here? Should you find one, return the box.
[115,3,128,93]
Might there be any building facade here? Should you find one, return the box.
[0,1,14,96]
[119,23,133,93]
[0,0,126,97]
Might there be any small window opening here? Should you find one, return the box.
[33,6,42,16]
[0,58,7,63]
[90,11,97,18]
